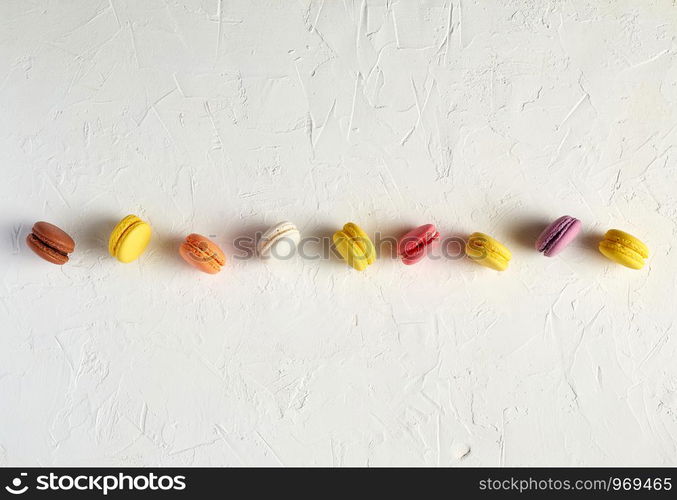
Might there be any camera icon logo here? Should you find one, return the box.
[5,473,28,495]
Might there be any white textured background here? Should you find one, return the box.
[1,0,677,467]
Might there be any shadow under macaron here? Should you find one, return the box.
[153,234,186,266]
[79,216,120,257]
[299,224,346,269]
[578,229,608,263]
[440,231,484,271]
[441,230,469,257]
[504,216,551,251]
[222,221,270,266]
[371,222,416,260]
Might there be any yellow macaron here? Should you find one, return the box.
[333,222,376,271]
[466,232,512,271]
[598,229,648,269]
[109,215,152,263]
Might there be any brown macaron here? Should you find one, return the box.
[26,221,76,265]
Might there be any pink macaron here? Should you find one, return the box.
[535,216,582,257]
[398,224,440,265]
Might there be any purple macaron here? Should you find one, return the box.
[535,216,581,257]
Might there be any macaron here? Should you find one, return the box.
[26,221,75,265]
[535,215,582,257]
[333,222,376,271]
[108,215,152,263]
[466,232,512,271]
[179,233,226,274]
[257,221,301,260]
[598,229,648,269]
[398,224,440,265]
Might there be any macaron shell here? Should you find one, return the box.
[536,216,569,252]
[398,224,434,255]
[598,240,645,269]
[260,231,301,259]
[342,223,376,265]
[398,224,439,265]
[258,222,301,258]
[185,234,225,266]
[109,215,141,257]
[543,218,581,257]
[469,249,509,271]
[260,221,297,241]
[468,232,512,260]
[179,240,224,274]
[114,221,152,263]
[402,250,426,266]
[603,229,649,258]
[466,232,511,271]
[180,245,219,273]
[32,221,75,254]
[181,234,225,273]
[26,233,69,265]
[333,230,369,271]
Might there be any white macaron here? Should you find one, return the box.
[257,221,301,259]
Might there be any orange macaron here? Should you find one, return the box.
[179,234,226,274]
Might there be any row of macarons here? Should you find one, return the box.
[24,214,650,273]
